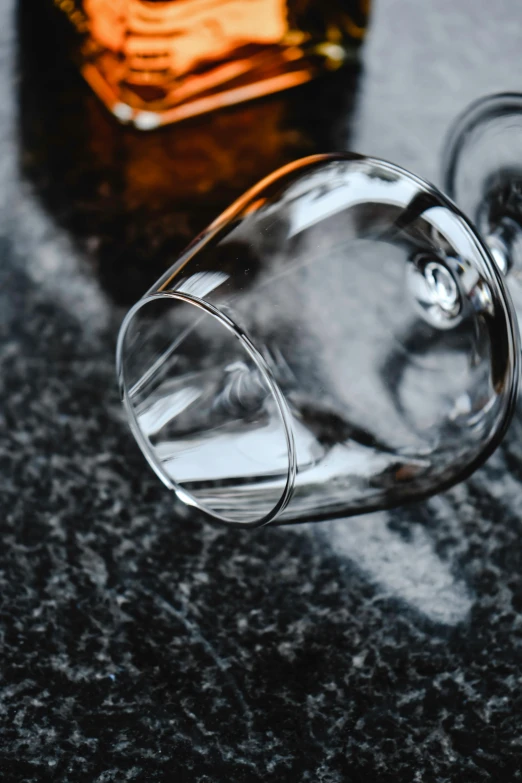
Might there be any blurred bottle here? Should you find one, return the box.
[19,1,362,305]
[52,0,370,129]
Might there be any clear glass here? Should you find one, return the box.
[117,153,519,526]
[443,93,522,320]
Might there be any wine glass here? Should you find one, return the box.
[117,151,519,526]
[443,92,522,320]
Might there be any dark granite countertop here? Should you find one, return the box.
[2,1,522,781]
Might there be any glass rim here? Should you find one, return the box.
[116,290,298,527]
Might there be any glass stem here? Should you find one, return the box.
[485,216,522,276]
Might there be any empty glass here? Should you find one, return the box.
[443,93,522,322]
[117,152,519,526]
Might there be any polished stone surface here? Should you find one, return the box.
[2,1,522,780]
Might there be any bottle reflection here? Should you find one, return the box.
[16,0,361,305]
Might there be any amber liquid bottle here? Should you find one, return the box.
[53,0,370,128]
[20,1,364,305]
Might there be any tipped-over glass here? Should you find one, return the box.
[117,132,522,526]
[443,93,522,323]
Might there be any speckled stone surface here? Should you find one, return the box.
[2,1,522,781]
